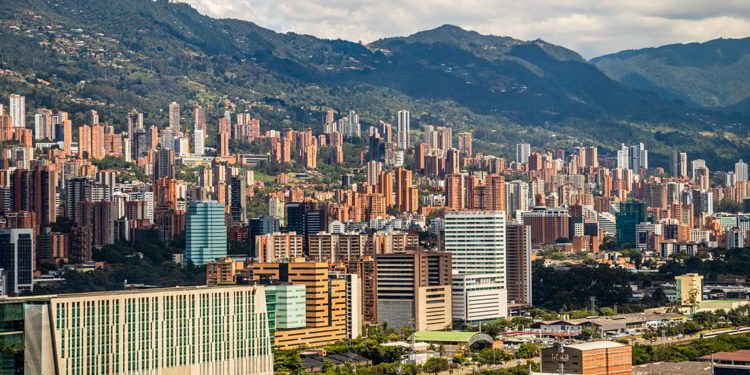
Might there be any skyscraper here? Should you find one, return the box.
[506,222,532,306]
[516,143,530,164]
[184,201,227,266]
[168,101,180,132]
[736,159,748,182]
[396,109,410,149]
[629,142,648,170]
[444,210,508,320]
[9,94,25,128]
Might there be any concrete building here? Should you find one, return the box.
[250,260,349,349]
[506,222,532,306]
[444,210,508,320]
[1,285,273,374]
[540,341,632,375]
[184,201,227,266]
[376,251,453,331]
[521,207,570,246]
[452,274,508,324]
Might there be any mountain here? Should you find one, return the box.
[592,38,750,114]
[0,0,746,168]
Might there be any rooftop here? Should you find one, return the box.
[566,341,627,350]
[699,349,750,363]
[0,285,263,303]
[631,361,711,375]
[412,331,490,343]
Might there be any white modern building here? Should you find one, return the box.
[444,210,508,320]
[9,94,25,128]
[452,273,508,324]
[516,143,530,164]
[11,285,274,374]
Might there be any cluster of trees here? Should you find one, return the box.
[643,305,750,340]
[532,263,667,312]
[661,248,750,279]
[29,241,204,295]
[633,334,750,364]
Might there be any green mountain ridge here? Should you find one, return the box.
[592,37,750,112]
[0,0,747,169]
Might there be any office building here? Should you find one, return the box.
[0,228,34,295]
[3,286,273,374]
[616,200,647,247]
[444,210,506,277]
[375,250,453,331]
[185,201,227,266]
[264,284,307,331]
[250,261,349,349]
[452,274,507,324]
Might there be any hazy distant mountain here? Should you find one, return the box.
[0,0,746,168]
[593,38,750,114]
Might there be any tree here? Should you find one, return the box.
[422,357,450,374]
[516,343,541,359]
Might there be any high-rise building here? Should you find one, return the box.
[736,159,748,182]
[506,222,532,306]
[629,142,648,170]
[616,200,647,246]
[185,201,227,266]
[153,148,176,180]
[229,176,247,223]
[670,151,688,178]
[168,101,180,132]
[444,211,508,320]
[251,261,349,349]
[445,210,506,276]
[7,285,273,374]
[193,105,206,133]
[516,143,530,164]
[521,207,570,246]
[445,174,465,211]
[9,94,24,128]
[0,228,34,295]
[458,132,473,156]
[193,128,205,156]
[375,250,453,330]
[396,109,410,149]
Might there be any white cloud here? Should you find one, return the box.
[181,0,750,57]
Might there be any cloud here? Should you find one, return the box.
[181,0,750,58]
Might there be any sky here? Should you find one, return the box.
[181,0,750,58]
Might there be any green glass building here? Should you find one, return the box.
[616,200,647,247]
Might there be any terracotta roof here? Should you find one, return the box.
[699,349,750,363]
